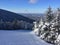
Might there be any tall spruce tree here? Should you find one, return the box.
[56,8,60,34]
[46,6,54,23]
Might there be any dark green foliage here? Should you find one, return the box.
[0,19,33,30]
[46,6,54,22]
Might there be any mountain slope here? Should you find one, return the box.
[19,13,45,21]
[0,9,35,23]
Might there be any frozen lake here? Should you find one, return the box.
[0,30,51,45]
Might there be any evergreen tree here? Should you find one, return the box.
[12,18,18,29]
[46,6,54,23]
[0,19,4,29]
[56,8,60,34]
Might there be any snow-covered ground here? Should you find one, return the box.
[0,30,52,45]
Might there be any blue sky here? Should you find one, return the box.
[0,0,60,13]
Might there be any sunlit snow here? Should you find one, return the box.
[0,30,51,45]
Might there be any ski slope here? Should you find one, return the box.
[0,30,51,45]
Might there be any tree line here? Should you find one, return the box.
[0,19,32,30]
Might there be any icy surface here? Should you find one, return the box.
[0,30,51,45]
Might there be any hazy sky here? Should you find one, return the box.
[0,0,60,13]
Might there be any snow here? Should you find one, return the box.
[57,35,60,40]
[41,25,46,31]
[45,23,49,26]
[40,33,46,39]
[55,35,60,43]
[34,28,39,35]
[0,30,51,45]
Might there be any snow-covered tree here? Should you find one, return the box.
[43,8,60,44]
[55,8,60,34]
[33,7,60,45]
[45,6,54,23]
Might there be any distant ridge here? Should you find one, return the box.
[0,9,35,23]
[19,13,44,21]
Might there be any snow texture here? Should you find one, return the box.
[0,30,51,45]
[55,35,60,45]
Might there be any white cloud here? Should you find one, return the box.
[29,0,38,4]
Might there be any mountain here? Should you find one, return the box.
[0,9,35,23]
[19,13,45,21]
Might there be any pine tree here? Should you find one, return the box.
[46,6,54,23]
[56,8,60,34]
[12,18,18,29]
[0,19,4,29]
